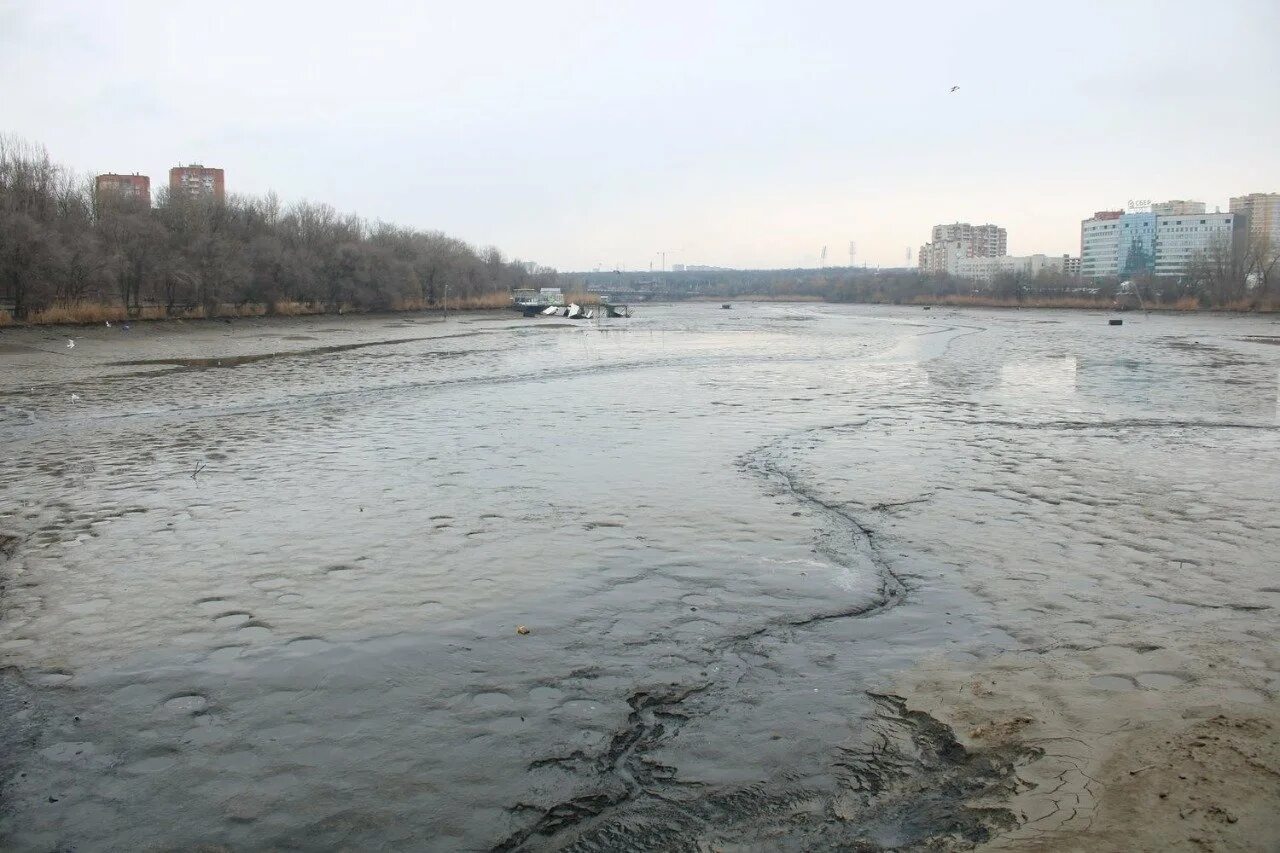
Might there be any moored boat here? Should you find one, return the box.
[512,287,566,315]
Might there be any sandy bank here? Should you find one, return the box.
[896,630,1279,851]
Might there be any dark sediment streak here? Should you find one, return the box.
[492,432,1036,851]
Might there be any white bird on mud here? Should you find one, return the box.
[66,338,75,348]
[105,321,111,327]
[70,393,80,402]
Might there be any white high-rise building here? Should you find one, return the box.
[918,222,1007,273]
[1080,210,1127,278]
[1230,192,1280,246]
[918,240,966,275]
[931,222,1007,257]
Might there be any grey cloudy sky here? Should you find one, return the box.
[4,0,1278,271]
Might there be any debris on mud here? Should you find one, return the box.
[498,692,1037,851]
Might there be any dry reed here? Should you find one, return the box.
[5,295,517,327]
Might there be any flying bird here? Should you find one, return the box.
[950,85,960,93]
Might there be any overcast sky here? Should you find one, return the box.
[3,1,1278,271]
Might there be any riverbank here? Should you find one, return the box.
[0,292,613,328]
[0,294,518,327]
[907,293,1280,312]
[8,291,1279,328]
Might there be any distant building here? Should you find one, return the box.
[1118,212,1158,276]
[1081,204,1244,278]
[1153,212,1246,278]
[918,240,967,275]
[919,222,1006,274]
[1063,256,1081,277]
[94,173,150,207]
[671,263,686,272]
[955,254,1072,282]
[169,164,225,201]
[1082,210,1159,278]
[1080,210,1126,278]
[1230,192,1280,245]
[931,222,1007,256]
[1151,199,1206,216]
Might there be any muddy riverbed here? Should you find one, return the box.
[1,305,1277,850]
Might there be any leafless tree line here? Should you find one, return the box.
[0,135,554,320]
[1177,230,1280,307]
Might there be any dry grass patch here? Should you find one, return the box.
[27,303,128,324]
[457,292,520,309]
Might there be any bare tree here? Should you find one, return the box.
[2,133,546,320]
[99,209,164,316]
[1245,232,1280,300]
[0,136,63,317]
[1184,232,1248,306]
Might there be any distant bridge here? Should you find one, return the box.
[586,290,666,303]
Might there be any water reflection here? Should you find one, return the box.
[998,356,1078,401]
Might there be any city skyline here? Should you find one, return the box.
[4,1,1277,271]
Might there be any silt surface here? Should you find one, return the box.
[0,305,1277,850]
